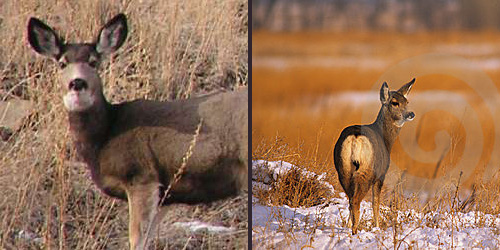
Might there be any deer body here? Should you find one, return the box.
[73,91,247,202]
[28,14,247,250]
[333,79,415,234]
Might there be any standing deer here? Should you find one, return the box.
[27,14,248,249]
[333,79,415,234]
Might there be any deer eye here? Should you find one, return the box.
[58,56,69,69]
[58,61,68,69]
[88,60,99,68]
[391,101,399,107]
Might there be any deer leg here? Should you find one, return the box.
[348,199,358,234]
[347,211,353,228]
[126,182,160,250]
[372,179,383,229]
[349,178,370,234]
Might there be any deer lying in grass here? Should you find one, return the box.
[333,79,415,234]
[27,14,248,249]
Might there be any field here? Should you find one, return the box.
[0,0,247,249]
[252,160,500,248]
[252,31,500,247]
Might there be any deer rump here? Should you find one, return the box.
[81,89,248,205]
[333,125,390,197]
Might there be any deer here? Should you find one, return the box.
[333,79,415,234]
[27,13,248,250]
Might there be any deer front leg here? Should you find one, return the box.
[126,182,160,250]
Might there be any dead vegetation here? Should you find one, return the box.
[253,135,337,208]
[252,133,500,246]
[0,0,247,249]
[253,161,332,208]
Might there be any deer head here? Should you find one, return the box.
[379,78,415,128]
[27,14,128,112]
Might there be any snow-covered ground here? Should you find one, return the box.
[173,221,234,234]
[252,160,500,249]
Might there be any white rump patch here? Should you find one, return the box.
[341,135,373,171]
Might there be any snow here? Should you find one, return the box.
[252,160,500,249]
[310,90,472,110]
[253,43,500,70]
[253,55,500,71]
[173,221,234,234]
[253,56,389,70]
[252,160,331,186]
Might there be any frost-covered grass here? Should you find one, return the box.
[252,160,500,249]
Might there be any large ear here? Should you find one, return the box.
[380,82,389,104]
[397,78,415,97]
[95,13,128,56]
[27,17,63,59]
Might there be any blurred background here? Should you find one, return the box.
[253,0,500,32]
[252,0,500,197]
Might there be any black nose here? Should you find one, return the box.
[406,112,415,120]
[68,79,88,91]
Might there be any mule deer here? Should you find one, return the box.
[27,14,248,249]
[333,79,415,234]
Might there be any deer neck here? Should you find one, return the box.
[67,93,111,180]
[373,107,401,152]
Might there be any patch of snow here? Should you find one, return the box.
[253,56,389,70]
[252,160,330,186]
[173,221,234,234]
[434,44,499,57]
[253,55,500,71]
[252,160,500,249]
[15,230,43,244]
[312,90,471,110]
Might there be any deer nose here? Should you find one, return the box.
[68,79,88,91]
[406,112,415,121]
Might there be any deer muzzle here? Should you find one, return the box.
[405,111,415,121]
[68,78,88,91]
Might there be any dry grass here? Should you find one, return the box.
[253,31,500,190]
[252,31,500,246]
[253,136,338,207]
[253,161,331,208]
[252,135,500,247]
[0,0,247,249]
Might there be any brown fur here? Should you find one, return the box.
[82,91,249,202]
[333,79,415,234]
[27,14,247,250]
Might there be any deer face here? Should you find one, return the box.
[60,59,102,112]
[379,78,415,127]
[27,14,128,112]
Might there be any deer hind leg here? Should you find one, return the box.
[126,182,160,250]
[349,174,371,234]
[348,199,359,234]
[371,179,383,229]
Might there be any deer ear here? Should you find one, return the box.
[95,13,128,56]
[398,78,415,97]
[380,82,389,104]
[27,17,63,59]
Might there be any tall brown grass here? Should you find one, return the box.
[0,0,247,249]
